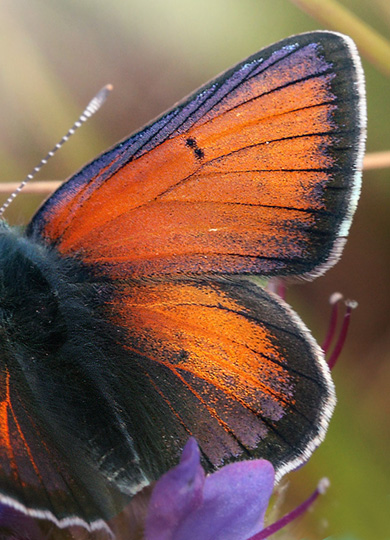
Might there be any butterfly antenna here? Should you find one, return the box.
[0,84,113,218]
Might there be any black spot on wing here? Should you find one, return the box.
[185,137,205,160]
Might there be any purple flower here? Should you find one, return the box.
[144,438,275,540]
[0,440,328,540]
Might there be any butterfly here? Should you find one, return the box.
[0,31,366,530]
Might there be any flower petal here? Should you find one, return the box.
[145,438,205,540]
[174,459,275,540]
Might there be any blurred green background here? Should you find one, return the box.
[0,1,389,538]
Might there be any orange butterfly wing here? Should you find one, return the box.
[28,32,365,280]
[0,361,128,526]
[102,276,333,481]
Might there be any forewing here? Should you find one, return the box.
[27,31,365,280]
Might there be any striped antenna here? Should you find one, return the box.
[0,84,113,218]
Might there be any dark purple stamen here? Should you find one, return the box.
[276,283,286,301]
[266,279,286,300]
[327,300,357,370]
[322,292,343,353]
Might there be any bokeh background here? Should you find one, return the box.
[0,1,389,538]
